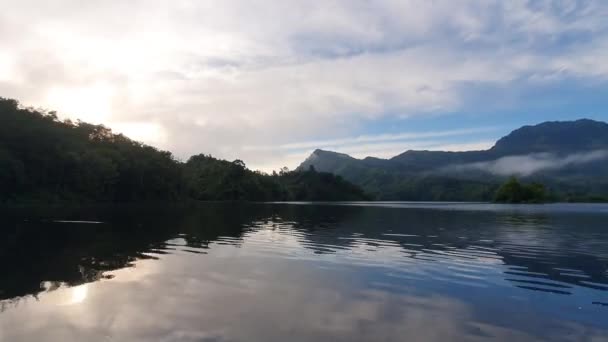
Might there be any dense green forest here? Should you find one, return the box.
[0,98,370,203]
[494,177,547,203]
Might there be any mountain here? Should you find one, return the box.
[491,119,608,154]
[297,119,608,201]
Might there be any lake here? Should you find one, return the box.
[1,202,607,341]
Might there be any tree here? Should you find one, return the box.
[494,177,547,203]
[232,159,246,168]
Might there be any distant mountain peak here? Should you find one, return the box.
[311,149,352,157]
[491,118,608,154]
[298,149,358,171]
[296,119,608,199]
[302,119,608,168]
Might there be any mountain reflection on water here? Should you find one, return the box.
[0,202,607,341]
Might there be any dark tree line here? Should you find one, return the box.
[0,98,370,203]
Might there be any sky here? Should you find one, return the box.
[1,0,607,171]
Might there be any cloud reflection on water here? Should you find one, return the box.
[0,203,607,341]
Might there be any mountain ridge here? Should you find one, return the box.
[297,119,608,201]
[305,119,608,163]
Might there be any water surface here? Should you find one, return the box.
[1,202,607,341]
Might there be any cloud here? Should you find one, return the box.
[247,127,498,151]
[1,0,608,170]
[448,150,608,177]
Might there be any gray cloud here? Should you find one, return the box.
[448,150,608,177]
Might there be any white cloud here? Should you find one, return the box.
[1,0,607,170]
[247,127,498,152]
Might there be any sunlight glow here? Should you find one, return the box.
[67,284,89,305]
[0,52,15,82]
[112,122,168,145]
[45,84,114,124]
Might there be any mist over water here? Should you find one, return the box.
[1,202,607,341]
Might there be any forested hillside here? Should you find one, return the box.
[0,97,369,203]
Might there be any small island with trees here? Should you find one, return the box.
[493,177,547,204]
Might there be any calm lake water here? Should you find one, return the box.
[1,202,608,341]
